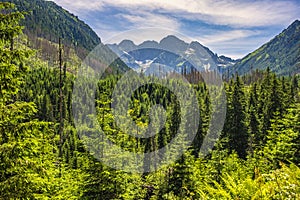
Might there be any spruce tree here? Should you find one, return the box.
[0,3,52,198]
[228,75,249,159]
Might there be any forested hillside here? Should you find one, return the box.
[3,0,101,51]
[1,0,103,66]
[232,20,300,76]
[1,2,300,199]
[1,0,128,72]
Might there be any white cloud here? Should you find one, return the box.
[53,0,104,12]
[89,12,181,44]
[51,0,300,58]
[53,0,300,27]
[118,12,180,30]
[198,30,261,44]
[174,0,299,27]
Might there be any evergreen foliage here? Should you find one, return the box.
[0,2,299,199]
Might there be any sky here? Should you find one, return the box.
[52,0,300,59]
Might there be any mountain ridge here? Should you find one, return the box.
[4,0,130,73]
[4,0,101,58]
[232,19,300,76]
[108,35,237,73]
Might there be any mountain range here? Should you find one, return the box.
[6,0,300,77]
[107,36,237,75]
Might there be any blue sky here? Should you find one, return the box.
[53,0,299,59]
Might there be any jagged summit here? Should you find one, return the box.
[108,35,237,73]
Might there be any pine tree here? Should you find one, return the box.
[0,3,52,198]
[167,151,197,198]
[263,104,300,167]
[248,83,261,151]
[260,74,285,143]
[228,75,249,159]
[0,4,85,198]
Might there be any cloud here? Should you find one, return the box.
[80,10,181,44]
[173,0,299,27]
[117,12,180,30]
[53,0,300,27]
[52,0,300,58]
[201,35,272,59]
[53,0,104,12]
[198,30,261,44]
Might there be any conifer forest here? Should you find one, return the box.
[0,2,300,199]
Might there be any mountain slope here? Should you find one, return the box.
[3,0,130,73]
[232,20,300,76]
[108,36,236,74]
[4,0,101,57]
